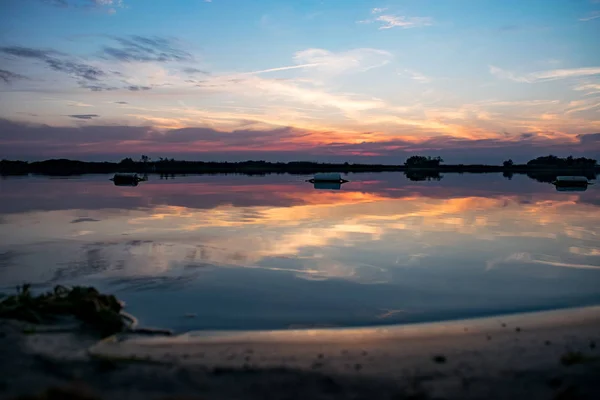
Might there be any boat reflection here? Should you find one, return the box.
[313,181,342,190]
[555,185,588,192]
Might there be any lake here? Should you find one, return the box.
[0,172,599,332]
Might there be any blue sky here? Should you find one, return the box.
[0,0,599,162]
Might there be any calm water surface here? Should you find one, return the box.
[1,173,599,332]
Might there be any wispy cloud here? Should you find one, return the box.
[246,63,322,75]
[488,66,529,82]
[399,69,431,83]
[0,69,28,83]
[490,65,600,83]
[293,48,392,74]
[183,67,209,75]
[376,15,433,29]
[67,101,94,107]
[42,0,125,13]
[71,217,100,223]
[0,45,108,87]
[579,11,600,21]
[127,85,151,91]
[68,114,100,119]
[478,99,560,107]
[1,36,193,91]
[573,82,600,95]
[101,36,192,63]
[360,12,433,30]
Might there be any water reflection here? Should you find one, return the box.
[0,173,599,331]
[313,181,342,190]
[555,186,588,192]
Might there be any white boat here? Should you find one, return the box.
[308,173,349,183]
[553,176,589,187]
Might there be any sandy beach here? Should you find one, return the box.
[2,306,600,399]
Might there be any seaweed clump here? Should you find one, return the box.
[0,284,128,337]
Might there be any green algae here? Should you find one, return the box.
[0,284,128,337]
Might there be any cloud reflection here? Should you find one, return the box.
[0,173,599,290]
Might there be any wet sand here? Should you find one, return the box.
[2,306,600,399]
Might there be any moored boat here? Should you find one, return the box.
[307,172,349,183]
[110,173,145,186]
[552,176,590,187]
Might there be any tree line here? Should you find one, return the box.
[1,154,597,175]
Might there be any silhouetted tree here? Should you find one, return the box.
[527,155,596,168]
[405,156,444,168]
[503,159,514,168]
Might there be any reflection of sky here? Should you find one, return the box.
[0,173,599,331]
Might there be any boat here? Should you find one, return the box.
[552,176,590,188]
[307,172,349,184]
[110,173,145,186]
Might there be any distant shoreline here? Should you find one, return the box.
[2,158,599,177]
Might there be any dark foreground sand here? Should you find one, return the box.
[2,306,600,399]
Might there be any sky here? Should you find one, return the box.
[0,0,599,163]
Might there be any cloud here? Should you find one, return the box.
[115,101,128,104]
[247,64,322,75]
[0,45,109,89]
[101,36,193,63]
[488,65,530,82]
[574,83,600,95]
[42,0,125,13]
[0,46,62,59]
[71,217,100,223]
[1,118,598,163]
[46,58,106,81]
[92,0,123,6]
[531,67,600,81]
[579,11,600,21]
[360,13,433,30]
[80,83,117,91]
[127,85,151,91]
[371,7,387,14]
[293,48,393,74]
[0,69,28,83]
[183,67,209,75]
[490,65,600,83]
[578,132,600,146]
[478,99,560,107]
[68,114,100,119]
[1,41,188,91]
[399,69,431,83]
[42,0,70,7]
[376,15,433,29]
[67,101,93,107]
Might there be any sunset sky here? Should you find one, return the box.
[1,0,599,163]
